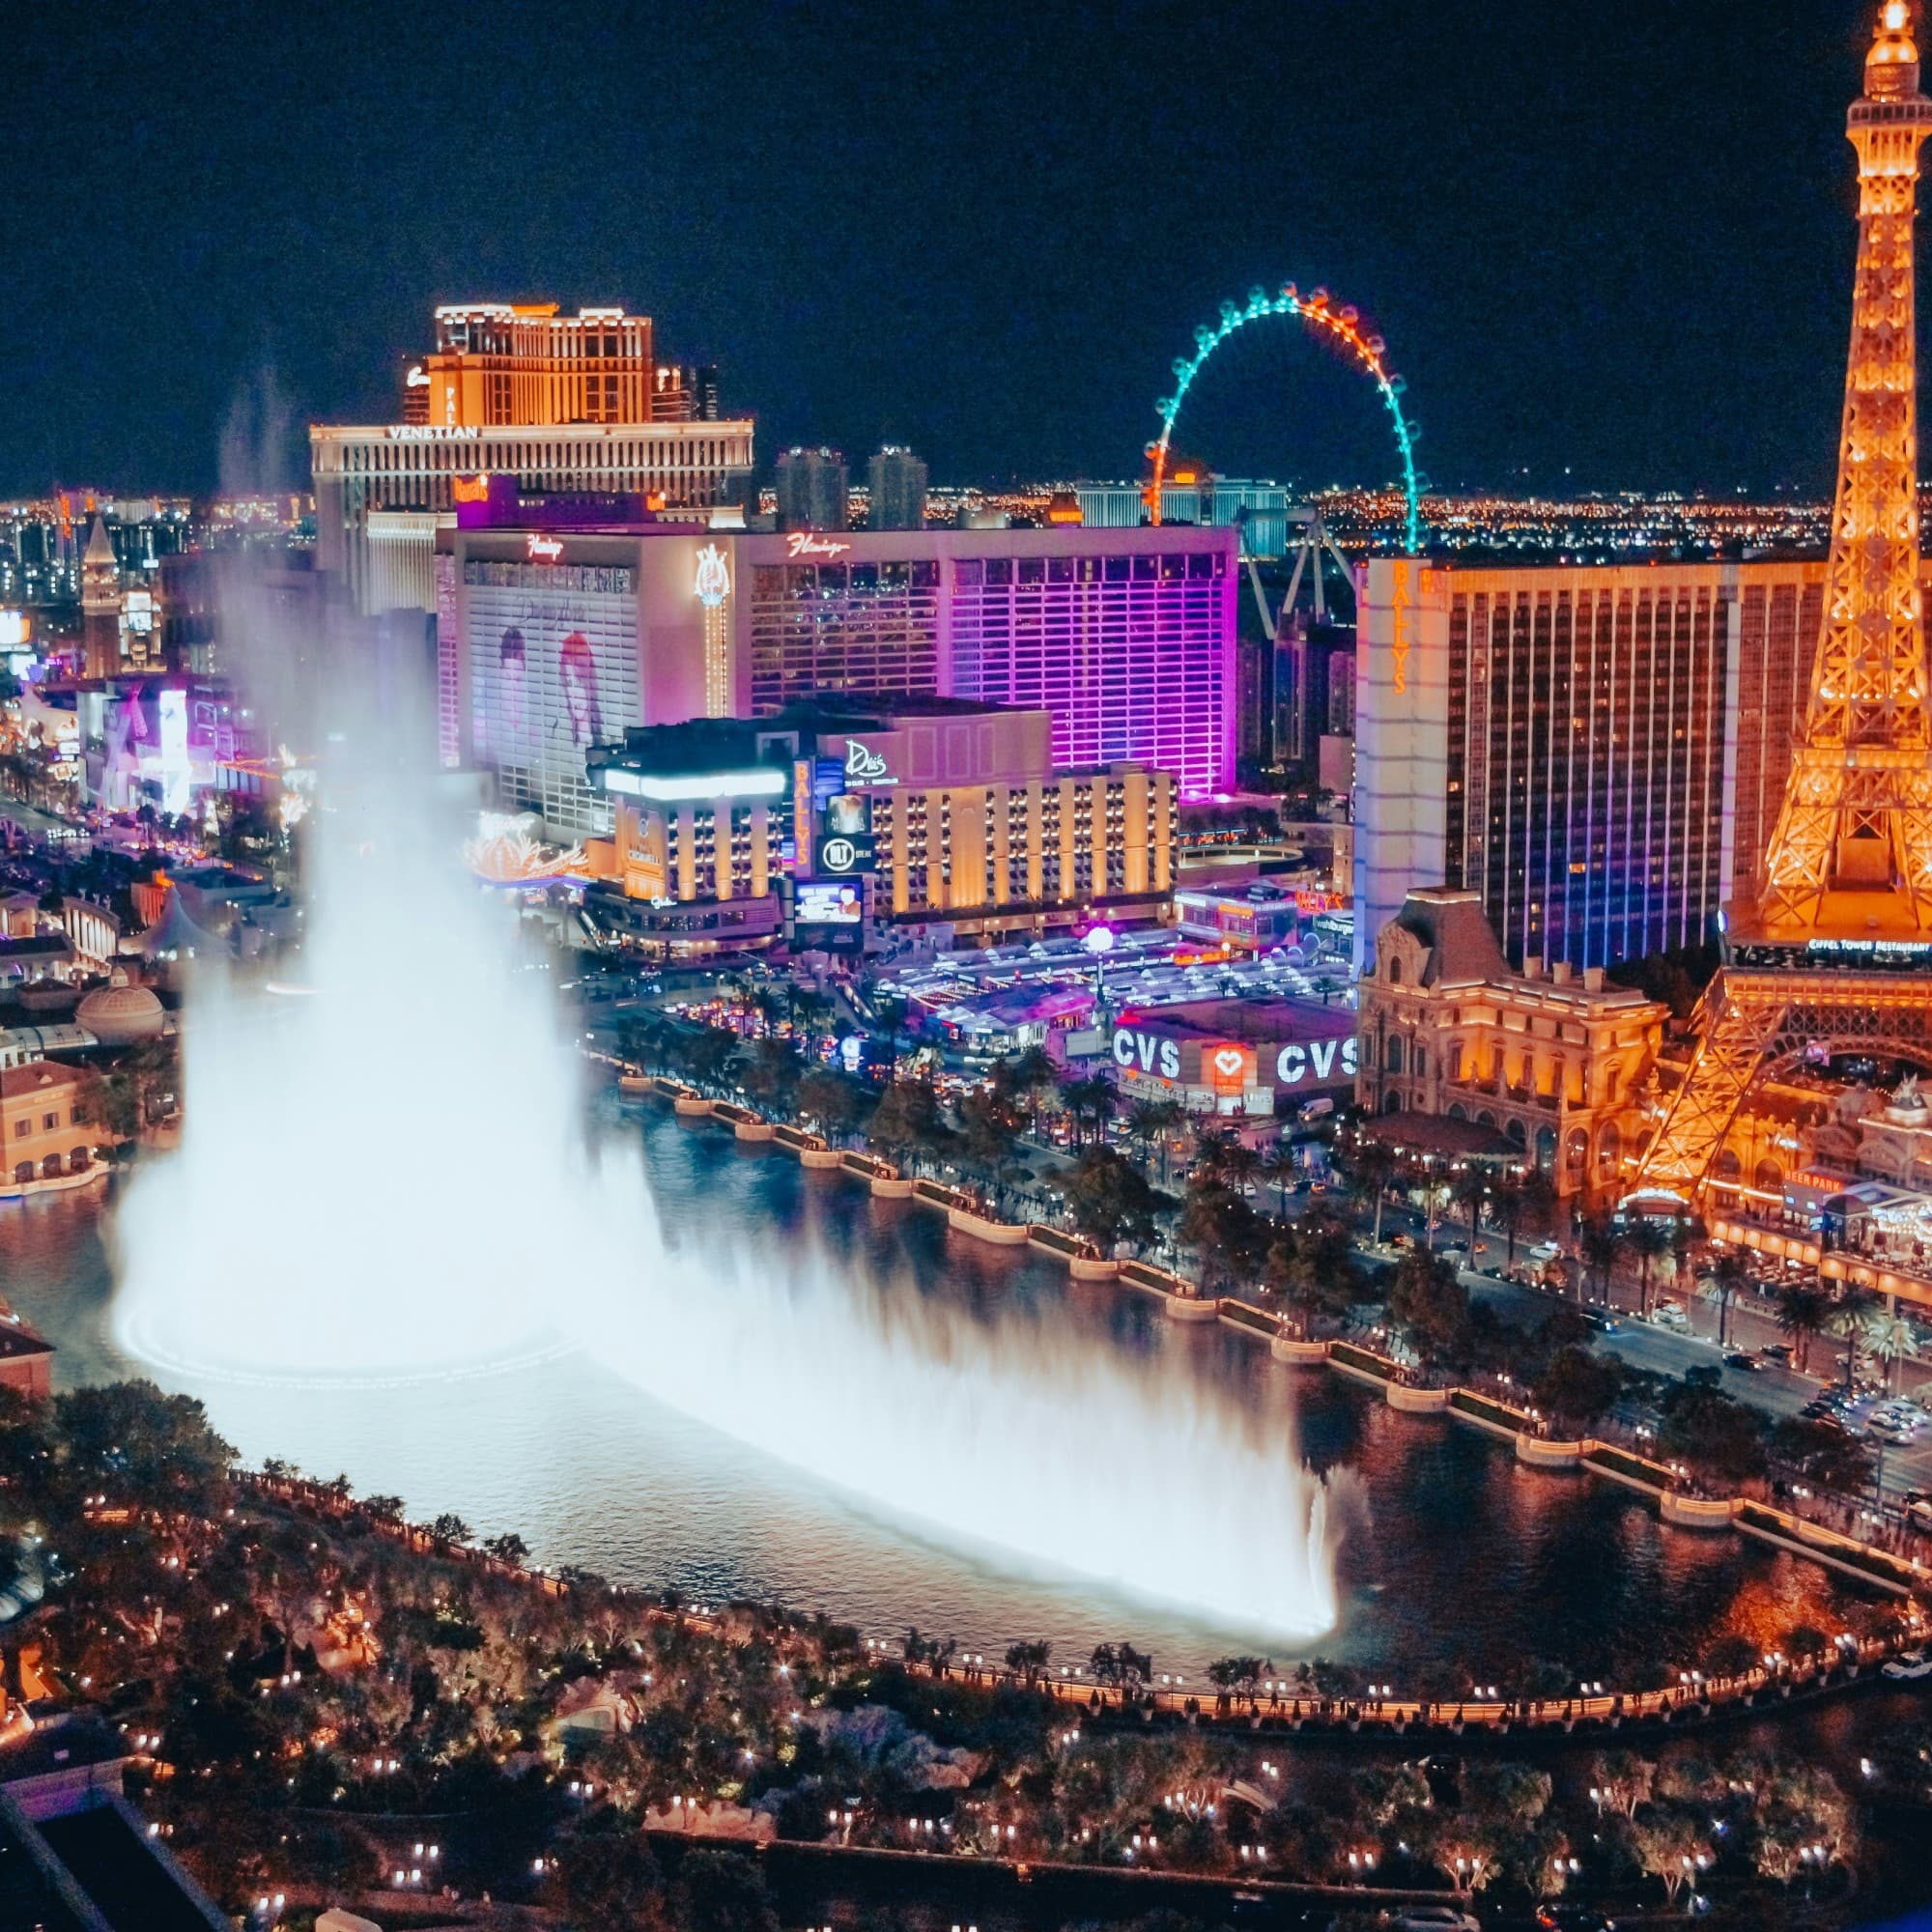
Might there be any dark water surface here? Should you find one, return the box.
[0,1104,1874,1679]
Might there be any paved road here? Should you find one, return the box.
[1415,1226,1932,1500]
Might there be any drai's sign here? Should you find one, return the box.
[843,738,892,785]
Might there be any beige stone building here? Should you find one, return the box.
[1357,888,1666,1199]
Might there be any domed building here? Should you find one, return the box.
[74,984,166,1047]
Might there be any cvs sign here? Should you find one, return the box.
[1113,1026,1181,1081]
[1274,1037,1359,1087]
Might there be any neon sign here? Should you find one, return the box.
[1274,1037,1358,1087]
[452,474,491,503]
[526,534,564,562]
[694,543,731,609]
[843,738,891,784]
[785,531,850,559]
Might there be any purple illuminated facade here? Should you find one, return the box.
[437,507,1237,821]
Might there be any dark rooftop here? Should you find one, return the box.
[38,1802,227,1932]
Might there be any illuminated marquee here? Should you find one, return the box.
[526,534,564,563]
[785,531,850,559]
[452,474,491,504]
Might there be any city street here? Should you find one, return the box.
[1431,1226,1932,1501]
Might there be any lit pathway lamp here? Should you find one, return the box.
[1082,922,1116,1024]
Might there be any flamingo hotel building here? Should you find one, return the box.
[434,498,1238,836]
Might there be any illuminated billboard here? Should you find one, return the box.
[157,689,190,815]
[794,881,863,926]
[462,558,639,837]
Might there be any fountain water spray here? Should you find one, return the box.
[111,645,1342,1638]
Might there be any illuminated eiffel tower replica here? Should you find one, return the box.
[1634,1,1932,1206]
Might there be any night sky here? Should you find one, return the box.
[0,1,1881,498]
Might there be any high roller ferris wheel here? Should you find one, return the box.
[1147,282,1427,557]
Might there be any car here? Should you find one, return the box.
[1907,1497,1932,1530]
[1582,1308,1621,1333]
[1883,1650,1932,1680]
[1724,1350,1763,1371]
[1653,1301,1690,1330]
[1759,1342,1794,1363]
[1386,1909,1482,1932]
[1536,1908,1617,1931]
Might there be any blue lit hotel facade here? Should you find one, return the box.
[1351,554,1831,977]
[435,514,1238,837]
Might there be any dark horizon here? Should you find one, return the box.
[0,0,1883,502]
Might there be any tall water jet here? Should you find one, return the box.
[112,635,1342,1639]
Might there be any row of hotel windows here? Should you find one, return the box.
[14,1109,76,1134]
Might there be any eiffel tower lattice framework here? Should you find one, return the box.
[1634,3,1932,1206]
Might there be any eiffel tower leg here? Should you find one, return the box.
[1630,980,1784,1207]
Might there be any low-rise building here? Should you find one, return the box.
[1356,887,1665,1198]
[1109,995,1359,1119]
[582,696,1178,954]
[0,1060,98,1186]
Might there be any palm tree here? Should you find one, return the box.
[1776,1279,1834,1376]
[1577,1212,1627,1307]
[1863,1310,1919,1393]
[1450,1169,1490,1260]
[1707,1248,1751,1348]
[1005,1045,1061,1138]
[1218,1140,1262,1198]
[789,985,835,1045]
[1495,1166,1558,1269]
[1061,1073,1117,1147]
[1627,1219,1673,1319]
[1339,1138,1402,1248]
[1260,1140,1301,1219]
[1825,1280,1881,1388]
[1139,1098,1187,1183]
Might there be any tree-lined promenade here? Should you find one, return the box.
[0,1380,1908,1930]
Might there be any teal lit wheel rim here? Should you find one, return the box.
[1150,283,1425,555]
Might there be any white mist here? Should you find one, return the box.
[112,694,1341,1639]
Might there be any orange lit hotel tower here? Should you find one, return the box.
[1635,2,1932,1203]
[312,301,752,615]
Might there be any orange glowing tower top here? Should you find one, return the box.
[1757,0,1932,939]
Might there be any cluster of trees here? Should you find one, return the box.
[1578,1746,1852,1904]
[0,1378,1891,1928]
